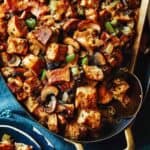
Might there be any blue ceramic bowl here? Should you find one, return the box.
[0,120,41,150]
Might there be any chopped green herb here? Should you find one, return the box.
[77,6,85,16]
[66,53,76,63]
[109,0,120,7]
[25,18,36,29]
[111,19,118,26]
[71,66,79,76]
[41,69,47,80]
[2,134,11,141]
[49,0,59,13]
[105,22,115,33]
[81,56,88,65]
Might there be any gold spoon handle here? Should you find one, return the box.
[124,127,135,150]
[73,143,84,150]
[65,139,84,150]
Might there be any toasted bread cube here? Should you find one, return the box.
[7,77,23,93]
[7,37,28,55]
[98,85,113,104]
[1,67,15,78]
[16,90,28,101]
[0,52,10,66]
[22,54,44,75]
[77,109,101,129]
[112,79,129,96]
[80,0,100,9]
[47,113,59,133]
[65,122,87,140]
[34,27,52,45]
[83,65,104,81]
[23,76,42,95]
[58,81,74,92]
[57,114,67,126]
[15,143,32,150]
[33,106,48,123]
[47,67,70,84]
[24,97,39,113]
[56,104,74,118]
[46,43,67,61]
[0,19,7,39]
[0,143,14,150]
[85,8,98,21]
[27,31,45,56]
[75,86,97,109]
[7,16,28,37]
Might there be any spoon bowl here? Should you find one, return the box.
[112,70,143,119]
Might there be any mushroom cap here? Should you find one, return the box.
[78,20,101,33]
[7,55,21,67]
[41,85,59,102]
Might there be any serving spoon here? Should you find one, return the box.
[66,69,143,150]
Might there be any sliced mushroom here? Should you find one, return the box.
[45,96,57,114]
[62,92,71,103]
[78,20,101,33]
[63,37,80,51]
[94,52,106,65]
[41,85,59,102]
[41,85,58,113]
[7,55,21,67]
[63,18,80,32]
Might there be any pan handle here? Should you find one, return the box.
[124,127,135,150]
[73,142,84,150]
[65,139,84,150]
